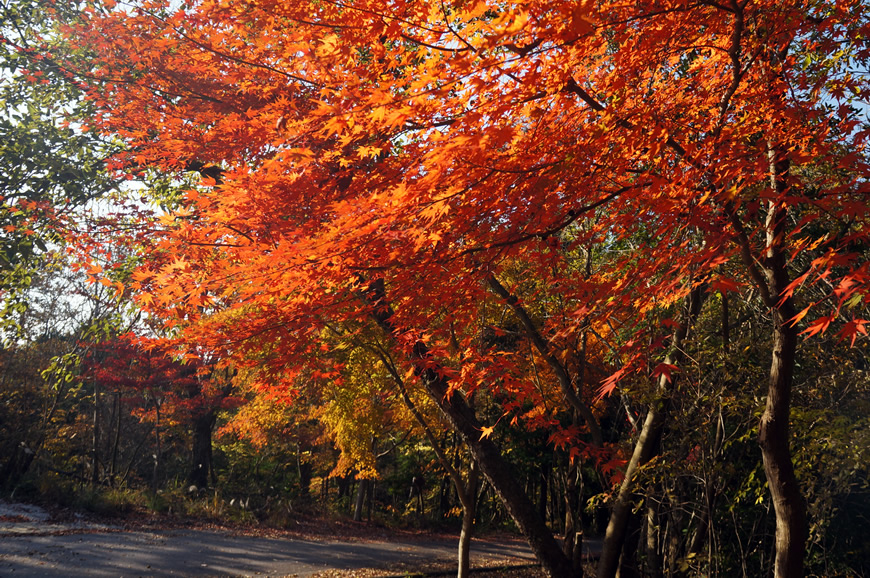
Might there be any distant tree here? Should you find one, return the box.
[85,335,238,490]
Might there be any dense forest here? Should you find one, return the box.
[1,0,868,576]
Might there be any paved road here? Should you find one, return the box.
[0,501,601,577]
[0,527,536,577]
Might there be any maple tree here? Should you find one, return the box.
[67,0,870,576]
[84,334,238,489]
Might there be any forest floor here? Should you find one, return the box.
[0,500,599,577]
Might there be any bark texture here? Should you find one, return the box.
[759,151,807,577]
[725,147,807,577]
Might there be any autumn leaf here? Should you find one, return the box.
[800,315,835,338]
[651,363,679,383]
[837,318,869,347]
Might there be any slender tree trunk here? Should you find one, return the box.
[152,399,161,491]
[665,488,689,577]
[571,531,585,576]
[645,492,662,578]
[120,424,153,486]
[727,146,807,577]
[458,460,480,578]
[598,403,664,578]
[761,295,804,577]
[688,405,724,560]
[386,362,478,578]
[598,285,705,578]
[367,479,374,521]
[92,377,100,488]
[366,279,574,578]
[110,392,121,485]
[296,440,312,498]
[440,474,451,518]
[353,478,369,522]
[539,460,549,527]
[758,150,806,577]
[563,458,580,559]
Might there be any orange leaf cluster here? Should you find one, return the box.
[68,0,870,452]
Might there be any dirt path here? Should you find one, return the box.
[0,502,539,577]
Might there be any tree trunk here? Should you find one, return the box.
[598,285,705,578]
[688,405,724,561]
[759,261,806,578]
[563,458,580,559]
[353,478,369,522]
[439,473,451,518]
[727,147,807,577]
[538,460,553,521]
[457,460,480,578]
[367,479,374,521]
[758,151,807,577]
[337,474,352,501]
[644,493,662,578]
[152,398,162,491]
[92,377,100,488]
[572,531,584,577]
[296,440,312,498]
[386,358,479,578]
[188,411,216,489]
[444,384,573,577]
[110,392,121,485]
[366,279,574,578]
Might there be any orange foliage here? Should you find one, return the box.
[68,0,870,445]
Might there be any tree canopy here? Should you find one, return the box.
[0,0,117,270]
[2,0,868,576]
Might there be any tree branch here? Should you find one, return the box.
[486,274,603,447]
